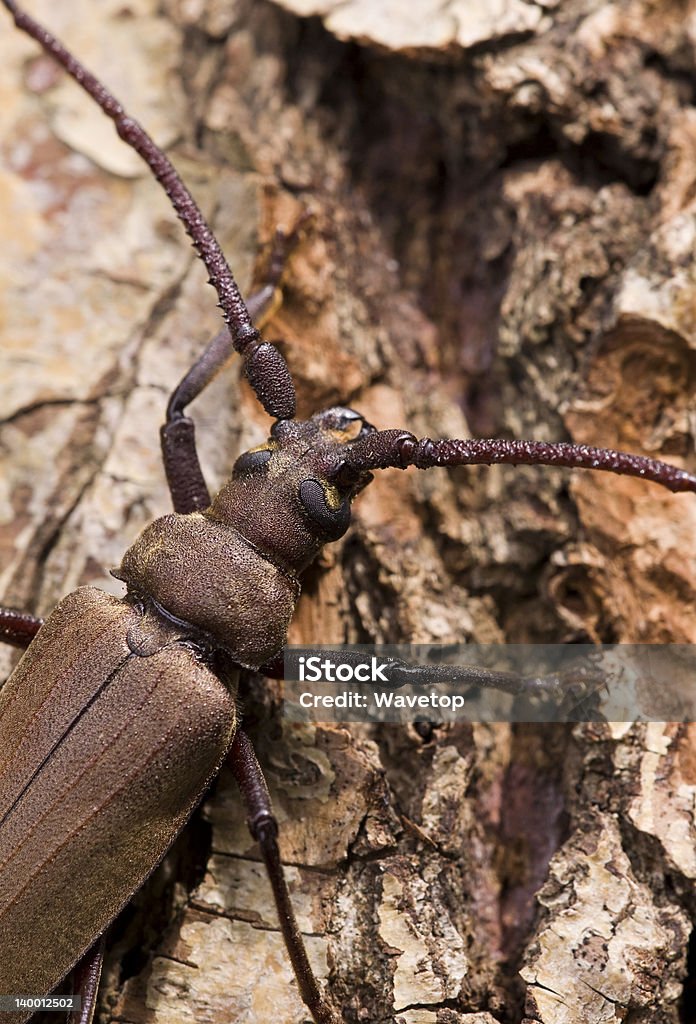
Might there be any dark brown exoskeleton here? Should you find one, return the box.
[0,4,695,1024]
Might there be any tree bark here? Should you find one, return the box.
[0,2,694,1023]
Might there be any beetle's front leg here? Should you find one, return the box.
[0,608,43,650]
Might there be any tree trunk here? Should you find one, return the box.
[0,2,694,1023]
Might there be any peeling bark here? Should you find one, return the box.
[1,2,695,1024]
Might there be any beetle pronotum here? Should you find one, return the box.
[1,3,695,1024]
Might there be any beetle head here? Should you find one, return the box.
[206,407,376,573]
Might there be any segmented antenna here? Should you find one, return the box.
[2,0,296,420]
[341,431,696,494]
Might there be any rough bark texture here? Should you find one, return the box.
[1,2,695,1024]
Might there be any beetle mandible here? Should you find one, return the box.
[1,2,696,1024]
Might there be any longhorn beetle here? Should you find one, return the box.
[1,3,695,1023]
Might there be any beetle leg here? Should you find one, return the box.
[261,647,606,719]
[229,730,341,1024]
[159,414,212,514]
[67,936,105,1024]
[362,659,607,720]
[0,608,43,650]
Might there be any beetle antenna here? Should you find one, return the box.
[2,0,296,421]
[339,431,696,494]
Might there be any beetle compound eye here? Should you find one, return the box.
[233,447,273,475]
[298,478,351,538]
